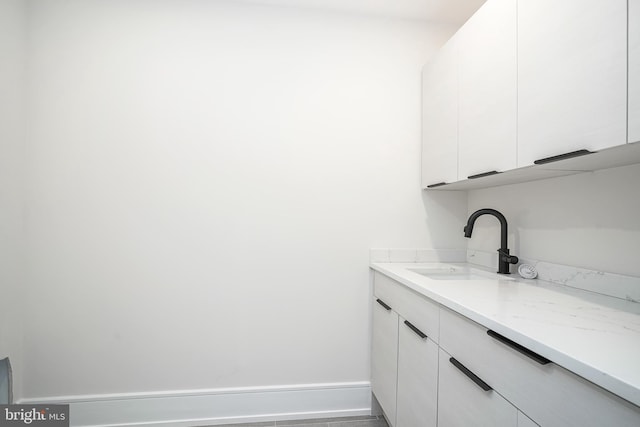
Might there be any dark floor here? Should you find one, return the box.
[216,415,388,427]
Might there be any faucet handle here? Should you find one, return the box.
[498,248,519,265]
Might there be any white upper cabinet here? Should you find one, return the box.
[421,0,636,190]
[457,0,517,179]
[630,0,640,143]
[421,36,458,188]
[517,0,628,167]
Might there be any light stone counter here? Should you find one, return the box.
[370,262,640,408]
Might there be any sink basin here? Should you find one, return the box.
[417,271,490,280]
[408,266,508,281]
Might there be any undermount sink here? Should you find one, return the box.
[407,266,511,281]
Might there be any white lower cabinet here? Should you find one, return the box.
[440,307,640,427]
[517,411,539,427]
[373,274,440,426]
[396,318,438,427]
[372,272,640,427]
[371,297,398,424]
[438,347,517,427]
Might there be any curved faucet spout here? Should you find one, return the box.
[464,208,508,248]
[464,208,517,274]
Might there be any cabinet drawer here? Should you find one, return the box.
[438,347,517,427]
[374,272,439,343]
[440,308,640,427]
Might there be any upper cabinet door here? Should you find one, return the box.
[517,0,627,167]
[457,0,517,180]
[630,0,640,144]
[421,36,458,188]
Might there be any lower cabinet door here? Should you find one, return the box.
[438,348,518,427]
[517,411,540,427]
[396,317,438,427]
[371,297,399,425]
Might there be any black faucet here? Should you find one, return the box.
[464,208,519,274]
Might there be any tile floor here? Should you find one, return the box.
[216,415,388,427]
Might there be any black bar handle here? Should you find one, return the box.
[449,357,492,392]
[426,182,447,188]
[487,330,551,365]
[376,299,392,311]
[533,149,593,165]
[468,170,501,180]
[403,320,427,339]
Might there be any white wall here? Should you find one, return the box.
[0,0,26,401]
[22,0,464,399]
[466,163,640,277]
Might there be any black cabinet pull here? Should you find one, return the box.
[449,357,492,392]
[487,330,551,365]
[468,170,501,179]
[403,320,427,339]
[376,299,392,311]
[533,149,593,165]
[426,182,447,188]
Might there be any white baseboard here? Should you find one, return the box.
[19,382,372,427]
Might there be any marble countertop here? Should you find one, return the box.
[370,262,640,407]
